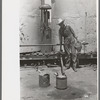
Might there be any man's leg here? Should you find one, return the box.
[64,44,71,69]
[72,61,77,72]
[71,45,78,72]
[65,55,71,69]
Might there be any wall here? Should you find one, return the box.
[20,0,41,53]
[51,0,97,53]
[20,0,97,53]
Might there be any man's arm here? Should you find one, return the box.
[69,26,77,39]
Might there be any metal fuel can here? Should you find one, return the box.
[39,72,50,87]
[56,74,67,90]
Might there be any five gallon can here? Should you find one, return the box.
[39,73,50,87]
[56,74,67,90]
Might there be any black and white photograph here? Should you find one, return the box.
[19,0,98,100]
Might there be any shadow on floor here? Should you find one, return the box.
[47,86,87,100]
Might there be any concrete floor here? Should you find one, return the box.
[20,65,97,100]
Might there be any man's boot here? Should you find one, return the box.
[72,62,77,72]
[65,59,71,70]
[65,63,70,69]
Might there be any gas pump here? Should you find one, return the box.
[39,4,52,53]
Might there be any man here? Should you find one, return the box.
[57,18,78,72]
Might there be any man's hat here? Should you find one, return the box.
[57,18,65,25]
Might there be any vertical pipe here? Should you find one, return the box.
[45,10,48,27]
[41,0,45,5]
[41,10,43,23]
[44,10,46,24]
[60,56,65,75]
[41,0,45,24]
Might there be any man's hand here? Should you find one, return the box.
[60,49,63,52]
[58,50,64,55]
